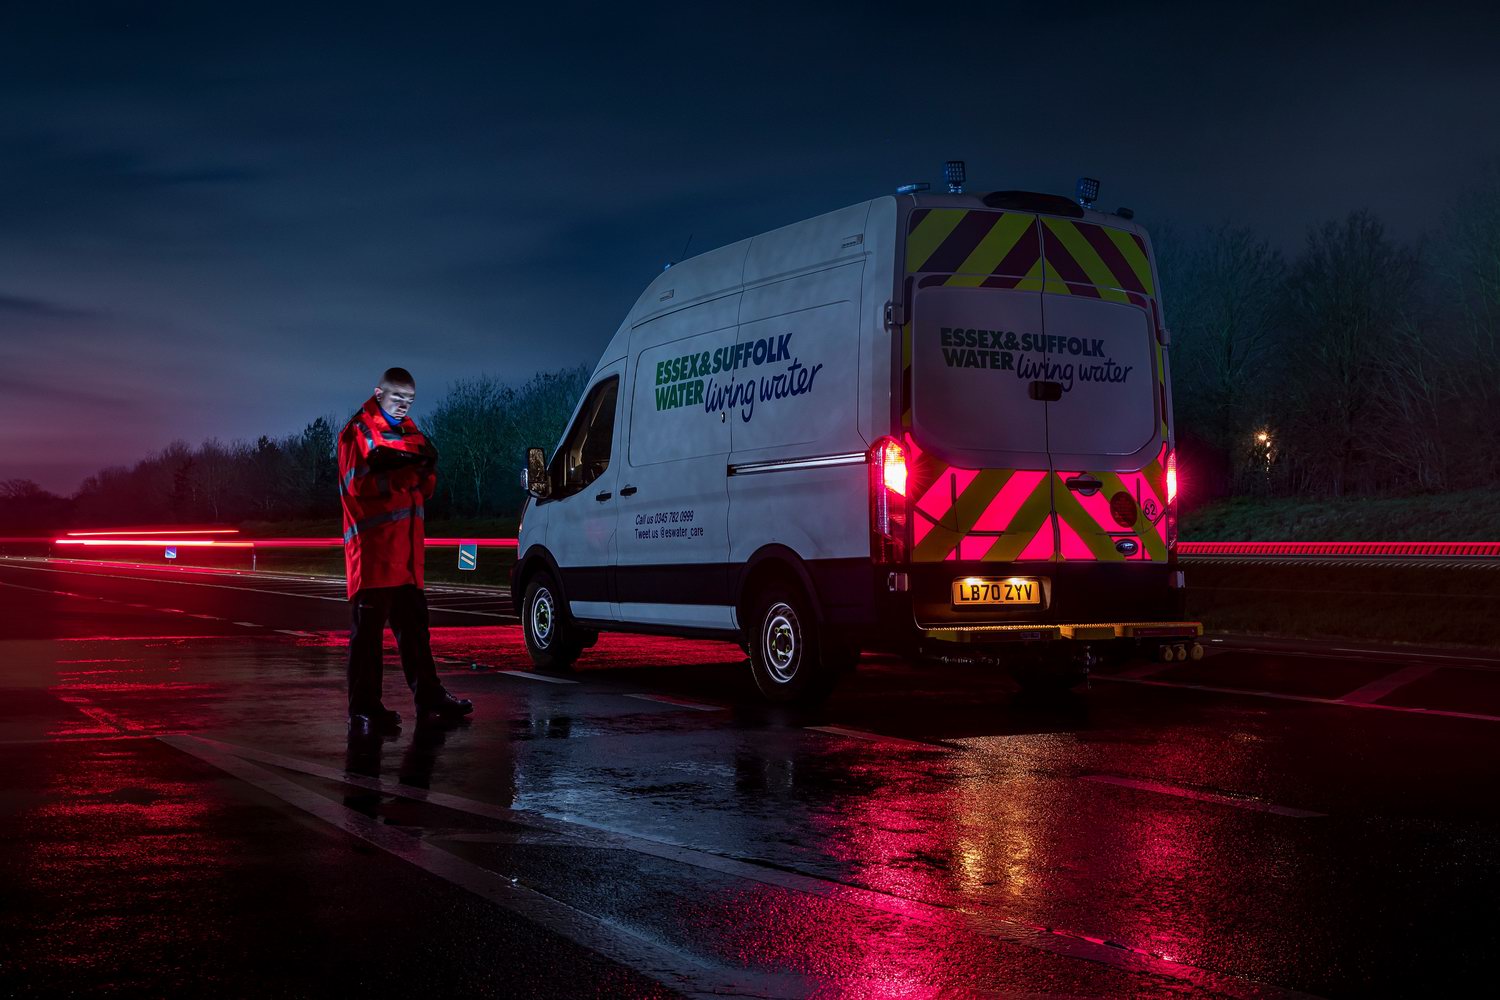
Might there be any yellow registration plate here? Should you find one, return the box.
[952,577,1042,607]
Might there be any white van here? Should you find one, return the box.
[512,181,1201,702]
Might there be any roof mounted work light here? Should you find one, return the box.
[944,160,965,194]
[1075,176,1100,209]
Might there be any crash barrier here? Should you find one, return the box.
[1177,541,1500,557]
[12,533,1499,563]
[11,531,519,574]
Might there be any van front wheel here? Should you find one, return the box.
[523,572,582,672]
[747,586,837,705]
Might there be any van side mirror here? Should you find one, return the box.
[524,446,551,499]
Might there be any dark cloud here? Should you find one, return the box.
[0,294,94,319]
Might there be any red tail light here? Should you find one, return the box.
[870,437,908,563]
[1164,449,1178,549]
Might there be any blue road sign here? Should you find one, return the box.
[457,543,477,571]
[164,547,178,560]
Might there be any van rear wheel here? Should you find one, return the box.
[523,571,582,672]
[747,585,838,705]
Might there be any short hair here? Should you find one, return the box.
[380,367,415,387]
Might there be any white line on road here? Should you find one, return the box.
[174,735,1316,1000]
[494,669,578,684]
[275,629,315,637]
[423,606,517,620]
[160,735,808,999]
[233,622,263,628]
[1096,674,1500,723]
[1206,636,1500,669]
[806,725,954,752]
[1340,664,1438,705]
[1081,774,1326,818]
[622,693,724,712]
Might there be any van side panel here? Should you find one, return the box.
[728,204,876,618]
[615,296,740,621]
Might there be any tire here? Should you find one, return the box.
[746,584,839,705]
[522,571,582,672]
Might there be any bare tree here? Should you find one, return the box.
[1279,211,1420,496]
[427,375,516,517]
[1169,224,1286,491]
[1439,163,1500,485]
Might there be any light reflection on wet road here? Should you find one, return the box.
[2,559,1498,997]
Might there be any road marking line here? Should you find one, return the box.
[1340,664,1438,704]
[275,629,315,637]
[1081,774,1326,818]
[1206,636,1500,670]
[177,735,1314,1000]
[622,693,724,711]
[0,734,156,746]
[1096,675,1500,723]
[806,725,954,752]
[495,669,578,684]
[0,579,113,601]
[159,735,807,999]
[424,606,517,620]
[233,622,263,628]
[56,693,142,734]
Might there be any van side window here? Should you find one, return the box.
[551,376,619,499]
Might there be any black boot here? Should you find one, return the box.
[416,688,473,719]
[349,705,403,736]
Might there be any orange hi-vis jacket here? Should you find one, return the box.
[337,396,439,598]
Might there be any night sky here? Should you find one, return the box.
[5,1,1499,494]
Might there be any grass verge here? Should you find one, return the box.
[1182,490,1500,542]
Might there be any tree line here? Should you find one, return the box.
[2,365,589,531]
[1162,168,1500,500]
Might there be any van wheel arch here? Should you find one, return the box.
[513,547,566,618]
[736,546,824,636]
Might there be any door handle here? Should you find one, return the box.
[595,491,613,502]
[620,485,638,496]
[1065,475,1103,496]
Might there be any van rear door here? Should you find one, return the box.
[905,207,1057,564]
[904,207,1168,569]
[1037,217,1167,562]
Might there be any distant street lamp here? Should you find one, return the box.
[1254,429,1273,479]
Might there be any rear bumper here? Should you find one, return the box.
[915,620,1202,645]
[808,557,1192,649]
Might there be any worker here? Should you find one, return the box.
[338,366,472,735]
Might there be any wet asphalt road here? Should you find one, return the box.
[2,558,1499,998]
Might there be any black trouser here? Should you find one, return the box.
[347,584,442,713]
